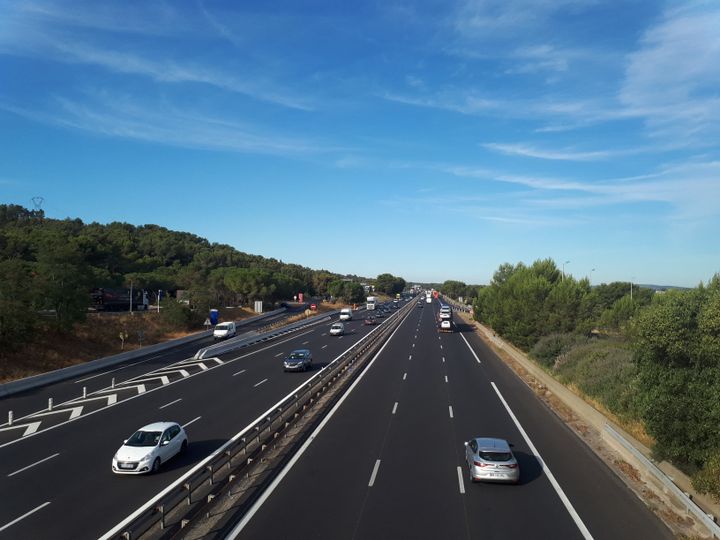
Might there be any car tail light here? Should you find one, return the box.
[474,461,493,468]
[502,464,518,469]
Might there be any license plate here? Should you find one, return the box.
[119,463,134,469]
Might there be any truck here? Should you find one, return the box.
[90,288,149,312]
[366,296,377,310]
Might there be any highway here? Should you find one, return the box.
[0,305,304,426]
[0,305,384,539]
[0,299,673,539]
[231,301,672,540]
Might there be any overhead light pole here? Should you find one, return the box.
[589,268,596,284]
[562,260,570,282]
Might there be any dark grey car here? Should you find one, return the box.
[283,349,313,372]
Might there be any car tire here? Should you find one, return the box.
[151,458,161,474]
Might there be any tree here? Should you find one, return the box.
[33,235,92,330]
[0,259,37,351]
[441,280,467,300]
[375,273,406,295]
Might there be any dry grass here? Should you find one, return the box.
[0,306,260,384]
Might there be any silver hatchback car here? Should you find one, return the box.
[464,437,520,483]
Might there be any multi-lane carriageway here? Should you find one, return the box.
[0,300,671,540]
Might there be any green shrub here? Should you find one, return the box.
[553,340,639,420]
[530,333,589,368]
[692,451,720,502]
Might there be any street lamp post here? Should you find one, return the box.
[562,260,570,282]
[590,268,596,284]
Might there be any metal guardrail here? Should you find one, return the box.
[101,301,414,540]
[604,424,720,538]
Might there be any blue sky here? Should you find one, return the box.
[1,0,719,287]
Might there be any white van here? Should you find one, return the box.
[330,322,345,336]
[213,321,237,340]
[339,308,353,321]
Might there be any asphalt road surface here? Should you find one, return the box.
[0,304,392,539]
[231,301,672,540]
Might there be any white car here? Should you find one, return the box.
[112,422,188,475]
[330,322,345,336]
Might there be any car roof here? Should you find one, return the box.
[290,349,310,354]
[332,322,344,326]
[137,421,178,432]
[473,437,512,452]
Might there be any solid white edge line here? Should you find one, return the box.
[158,398,182,410]
[225,303,413,538]
[182,416,201,429]
[491,382,594,540]
[253,378,268,388]
[457,466,465,494]
[368,459,381,487]
[460,333,481,364]
[0,501,51,532]
[7,453,60,477]
[102,306,410,540]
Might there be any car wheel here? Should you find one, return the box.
[152,458,161,474]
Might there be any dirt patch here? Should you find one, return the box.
[0,306,257,384]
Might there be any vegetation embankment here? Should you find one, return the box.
[0,204,407,382]
[440,261,720,502]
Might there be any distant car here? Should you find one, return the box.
[339,308,353,321]
[464,438,519,484]
[112,422,188,475]
[284,349,313,372]
[375,311,385,318]
[417,301,423,308]
[213,321,236,340]
[330,322,345,336]
[364,317,376,325]
[439,319,452,332]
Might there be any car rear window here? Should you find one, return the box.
[478,451,512,462]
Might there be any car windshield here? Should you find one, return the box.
[288,352,305,359]
[126,430,162,447]
[478,451,512,462]
[216,324,229,330]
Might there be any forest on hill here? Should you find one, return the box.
[0,204,370,351]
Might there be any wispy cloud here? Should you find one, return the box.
[0,2,312,111]
[482,142,613,161]
[619,2,720,141]
[0,94,333,157]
